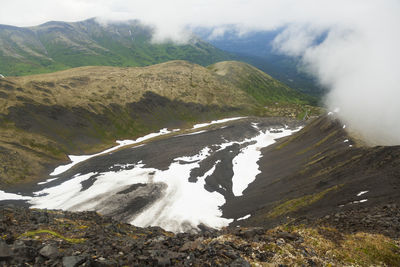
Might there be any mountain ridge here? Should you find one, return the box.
[0,18,231,76]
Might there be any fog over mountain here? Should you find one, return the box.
[1,0,400,144]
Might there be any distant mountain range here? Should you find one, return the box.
[0,18,325,97]
[0,18,230,76]
[195,28,325,97]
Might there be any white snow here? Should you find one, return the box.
[251,123,260,130]
[31,172,98,206]
[192,117,245,129]
[131,158,231,232]
[357,190,369,197]
[0,190,31,201]
[237,214,251,221]
[50,128,172,176]
[328,112,333,115]
[175,130,207,137]
[352,199,368,204]
[344,139,349,143]
[343,125,346,129]
[29,148,231,232]
[231,127,302,196]
[37,177,59,185]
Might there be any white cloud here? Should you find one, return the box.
[0,0,399,144]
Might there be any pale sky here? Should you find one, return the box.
[1,0,400,145]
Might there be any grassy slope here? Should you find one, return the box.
[0,60,320,186]
[0,19,231,77]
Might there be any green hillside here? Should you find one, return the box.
[0,19,231,76]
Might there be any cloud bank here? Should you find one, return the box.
[1,0,399,144]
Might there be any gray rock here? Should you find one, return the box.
[39,244,59,259]
[238,227,264,239]
[12,241,37,259]
[156,256,171,266]
[223,250,239,259]
[277,231,299,241]
[63,256,86,267]
[230,257,251,267]
[0,240,13,258]
[38,215,49,224]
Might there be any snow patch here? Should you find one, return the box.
[37,177,59,185]
[0,190,31,201]
[192,117,245,129]
[130,152,232,232]
[237,214,251,221]
[50,128,172,176]
[352,199,368,204]
[175,130,207,137]
[231,127,302,196]
[357,190,368,197]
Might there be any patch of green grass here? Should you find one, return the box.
[18,229,86,244]
[296,130,338,155]
[267,185,341,218]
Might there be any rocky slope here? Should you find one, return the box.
[0,205,399,266]
[0,60,318,187]
[0,18,231,76]
[1,109,400,265]
[224,115,400,232]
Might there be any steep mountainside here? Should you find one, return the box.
[0,60,318,186]
[0,19,231,76]
[195,28,324,97]
[223,115,400,234]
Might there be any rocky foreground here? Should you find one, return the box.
[1,205,399,266]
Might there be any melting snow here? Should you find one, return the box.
[37,177,59,185]
[50,128,172,176]
[357,190,369,197]
[2,120,303,233]
[237,214,251,221]
[231,127,302,196]
[251,123,260,130]
[175,130,207,137]
[352,199,368,204]
[0,190,31,201]
[192,117,245,129]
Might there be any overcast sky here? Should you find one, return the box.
[1,0,400,145]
